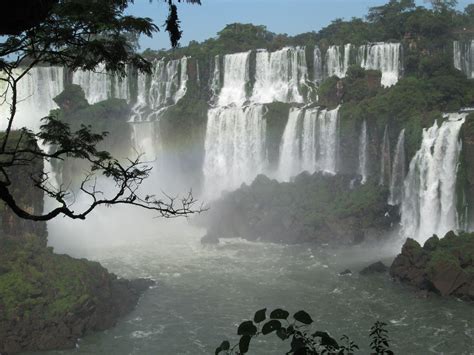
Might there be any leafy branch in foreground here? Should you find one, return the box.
[217,308,394,355]
[0,117,205,221]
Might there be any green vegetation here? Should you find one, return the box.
[203,172,393,245]
[0,237,102,318]
[216,308,393,355]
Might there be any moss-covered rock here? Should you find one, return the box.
[0,238,153,353]
[390,231,474,301]
[198,172,396,245]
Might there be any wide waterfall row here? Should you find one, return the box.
[278,106,340,181]
[453,40,474,79]
[0,67,64,133]
[212,47,310,106]
[401,114,466,242]
[315,42,402,87]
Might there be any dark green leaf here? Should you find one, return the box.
[239,335,251,354]
[262,319,282,335]
[270,308,290,320]
[254,308,266,323]
[294,310,313,325]
[313,331,339,349]
[237,321,257,336]
[220,340,230,351]
[276,328,288,340]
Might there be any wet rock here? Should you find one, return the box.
[360,261,388,275]
[338,269,352,276]
[390,231,474,301]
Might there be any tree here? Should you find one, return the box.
[0,0,202,222]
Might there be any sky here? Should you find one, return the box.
[128,0,473,51]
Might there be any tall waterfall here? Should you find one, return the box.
[203,105,266,198]
[401,114,466,242]
[251,47,308,103]
[0,67,64,132]
[453,40,473,79]
[218,52,250,106]
[314,46,323,84]
[325,44,352,78]
[278,106,339,181]
[358,120,369,184]
[210,55,221,104]
[379,126,391,186]
[359,43,401,87]
[388,129,405,206]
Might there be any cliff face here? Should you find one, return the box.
[0,138,47,246]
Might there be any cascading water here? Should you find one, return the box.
[251,47,308,103]
[358,120,369,184]
[0,67,64,132]
[325,45,351,78]
[379,125,391,186]
[388,129,405,206]
[278,108,304,181]
[202,105,266,198]
[313,46,323,84]
[453,40,473,79]
[359,43,401,87]
[401,114,466,242]
[278,106,339,181]
[217,52,250,106]
[210,55,221,104]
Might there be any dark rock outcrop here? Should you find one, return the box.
[0,240,154,354]
[197,172,397,245]
[360,261,389,275]
[390,231,474,301]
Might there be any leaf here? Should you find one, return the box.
[239,335,251,354]
[276,328,288,340]
[270,308,290,320]
[254,308,266,323]
[313,331,339,349]
[294,310,313,325]
[220,340,230,350]
[262,320,282,335]
[237,320,257,336]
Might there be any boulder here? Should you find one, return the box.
[390,231,474,301]
[360,261,388,275]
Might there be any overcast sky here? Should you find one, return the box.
[127,0,472,50]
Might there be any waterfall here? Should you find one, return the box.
[314,46,323,84]
[401,114,466,242]
[251,47,308,103]
[388,129,405,205]
[453,40,473,79]
[359,43,401,87]
[72,63,110,104]
[379,125,391,186]
[210,55,221,104]
[0,67,64,133]
[278,106,339,181]
[278,108,304,181]
[325,45,351,78]
[217,52,250,106]
[358,120,368,184]
[203,105,267,198]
